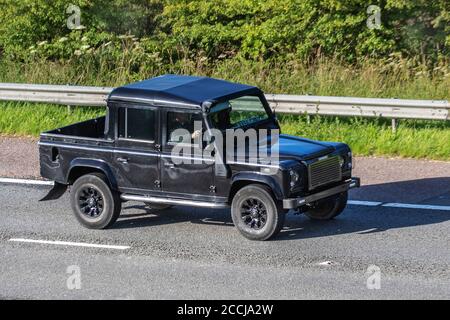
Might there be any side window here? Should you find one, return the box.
[167,112,202,144]
[119,107,156,142]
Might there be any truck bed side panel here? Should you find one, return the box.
[43,116,106,139]
[39,140,115,185]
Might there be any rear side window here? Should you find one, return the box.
[119,107,156,142]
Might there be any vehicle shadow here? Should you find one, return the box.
[113,204,234,230]
[349,177,450,204]
[113,177,450,240]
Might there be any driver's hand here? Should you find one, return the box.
[192,130,201,140]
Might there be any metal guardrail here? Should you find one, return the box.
[0,83,112,107]
[0,83,448,121]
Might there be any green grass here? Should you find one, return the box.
[280,115,450,161]
[0,57,449,160]
[0,102,104,136]
[0,56,449,100]
[1,102,449,161]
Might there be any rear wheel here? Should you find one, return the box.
[231,184,285,241]
[70,173,121,229]
[304,191,348,220]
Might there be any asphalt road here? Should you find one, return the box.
[0,137,449,299]
[0,182,449,300]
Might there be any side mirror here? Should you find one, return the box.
[274,115,281,129]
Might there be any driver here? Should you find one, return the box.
[216,108,231,130]
[169,113,201,143]
[211,102,232,130]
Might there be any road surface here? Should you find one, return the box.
[0,136,449,299]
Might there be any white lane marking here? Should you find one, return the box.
[348,200,382,206]
[0,178,54,186]
[9,238,130,250]
[317,261,334,266]
[382,203,450,211]
[1,178,449,212]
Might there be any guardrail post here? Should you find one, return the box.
[391,118,397,133]
[67,105,72,113]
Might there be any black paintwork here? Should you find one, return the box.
[39,75,355,206]
[109,74,260,109]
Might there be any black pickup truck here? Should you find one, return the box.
[40,75,359,240]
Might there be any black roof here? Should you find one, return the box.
[108,74,260,109]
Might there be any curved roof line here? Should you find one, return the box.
[108,74,260,109]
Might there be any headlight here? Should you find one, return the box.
[289,169,300,188]
[338,152,352,170]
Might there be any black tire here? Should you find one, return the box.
[304,191,348,220]
[70,173,121,229]
[145,203,173,210]
[231,184,285,241]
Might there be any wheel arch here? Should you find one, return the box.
[229,173,284,203]
[66,158,118,190]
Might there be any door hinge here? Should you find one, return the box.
[154,180,161,188]
[155,144,161,152]
[209,185,217,193]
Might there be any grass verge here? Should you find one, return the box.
[1,102,449,161]
[0,56,449,100]
[0,57,448,160]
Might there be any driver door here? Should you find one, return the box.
[160,109,214,198]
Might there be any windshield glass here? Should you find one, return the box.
[209,95,269,130]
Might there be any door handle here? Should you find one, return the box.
[117,157,129,164]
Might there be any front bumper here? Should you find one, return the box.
[282,177,360,209]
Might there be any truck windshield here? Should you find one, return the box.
[209,95,269,130]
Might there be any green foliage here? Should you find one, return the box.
[161,0,448,61]
[0,0,92,59]
[0,0,448,161]
[0,102,104,136]
[0,0,162,60]
[281,115,450,160]
[0,0,448,62]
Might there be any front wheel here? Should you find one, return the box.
[70,173,121,229]
[304,191,348,220]
[231,184,285,241]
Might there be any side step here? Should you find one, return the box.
[120,194,230,209]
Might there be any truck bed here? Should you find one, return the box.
[42,116,107,141]
[39,116,115,184]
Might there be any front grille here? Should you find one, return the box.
[308,156,342,190]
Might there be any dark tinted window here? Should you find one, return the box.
[167,112,202,144]
[119,107,156,141]
[209,95,269,130]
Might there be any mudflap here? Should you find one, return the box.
[39,182,68,201]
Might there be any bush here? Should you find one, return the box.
[161,0,449,61]
[0,0,162,60]
[0,0,448,63]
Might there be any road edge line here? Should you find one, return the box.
[0,178,54,186]
[381,203,450,211]
[9,238,130,250]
